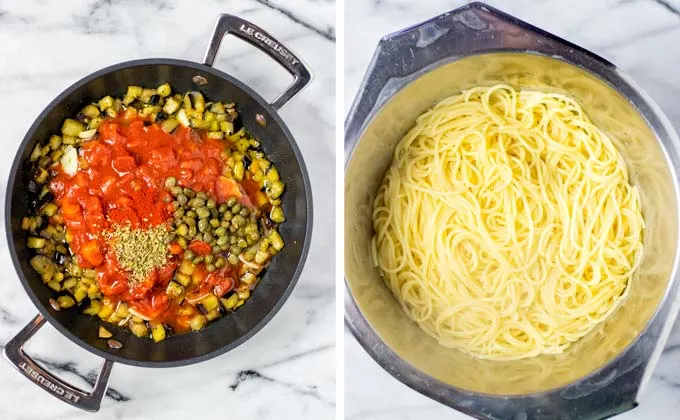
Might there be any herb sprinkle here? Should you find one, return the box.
[106,224,169,283]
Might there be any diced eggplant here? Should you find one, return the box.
[98,96,114,110]
[83,300,102,316]
[163,97,180,114]
[158,119,178,135]
[98,326,113,338]
[200,294,219,312]
[189,314,206,331]
[129,320,149,338]
[150,322,166,342]
[61,119,85,136]
[269,207,285,224]
[56,295,75,309]
[27,237,46,249]
[81,104,100,118]
[157,83,171,97]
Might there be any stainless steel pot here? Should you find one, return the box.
[344,3,680,419]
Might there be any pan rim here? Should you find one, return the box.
[5,58,313,368]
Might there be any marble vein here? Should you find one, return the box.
[229,369,330,403]
[31,357,131,402]
[652,0,680,16]
[596,24,679,50]
[259,343,334,369]
[0,306,19,325]
[661,343,680,353]
[253,0,336,41]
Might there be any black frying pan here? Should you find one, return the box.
[3,14,313,412]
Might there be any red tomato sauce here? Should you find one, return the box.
[50,117,251,327]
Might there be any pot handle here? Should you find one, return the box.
[3,314,114,412]
[203,13,312,111]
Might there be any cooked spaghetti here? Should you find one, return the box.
[371,84,644,360]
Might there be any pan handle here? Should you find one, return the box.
[3,314,114,412]
[203,13,312,111]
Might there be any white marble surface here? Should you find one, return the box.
[345,0,680,419]
[0,1,335,419]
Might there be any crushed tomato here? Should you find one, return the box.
[50,118,250,329]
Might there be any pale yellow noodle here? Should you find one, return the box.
[372,84,644,360]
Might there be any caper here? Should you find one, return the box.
[215,227,227,237]
[170,186,183,196]
[184,249,195,260]
[227,197,236,207]
[223,212,232,221]
[173,208,185,218]
[203,232,214,243]
[237,227,245,236]
[197,191,208,200]
[227,253,239,265]
[165,177,177,188]
[210,208,219,219]
[178,194,188,206]
[173,201,181,210]
[238,239,248,249]
[186,210,197,218]
[184,216,196,227]
[196,207,211,219]
[218,203,228,213]
[210,218,220,228]
[239,207,250,217]
[215,256,226,268]
[233,215,245,226]
[206,199,216,209]
[198,219,209,232]
[183,188,196,198]
[217,235,228,246]
[244,223,257,234]
[206,264,216,273]
[177,237,188,249]
[231,204,242,214]
[230,245,242,255]
[204,254,215,264]
[229,234,237,244]
[248,232,260,242]
[177,224,189,237]
[188,225,197,238]
[246,235,257,246]
[192,198,206,208]
[194,256,204,264]
[220,244,229,251]
[212,245,222,254]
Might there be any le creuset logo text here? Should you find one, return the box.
[239,24,299,66]
[19,361,81,403]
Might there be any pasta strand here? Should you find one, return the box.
[372,85,644,360]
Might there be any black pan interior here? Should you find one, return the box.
[6,59,312,367]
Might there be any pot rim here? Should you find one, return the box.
[6,57,313,368]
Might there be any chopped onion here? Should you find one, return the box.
[117,314,132,326]
[60,146,78,176]
[177,109,190,127]
[239,254,262,271]
[128,307,151,321]
[78,129,97,139]
[186,293,210,304]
